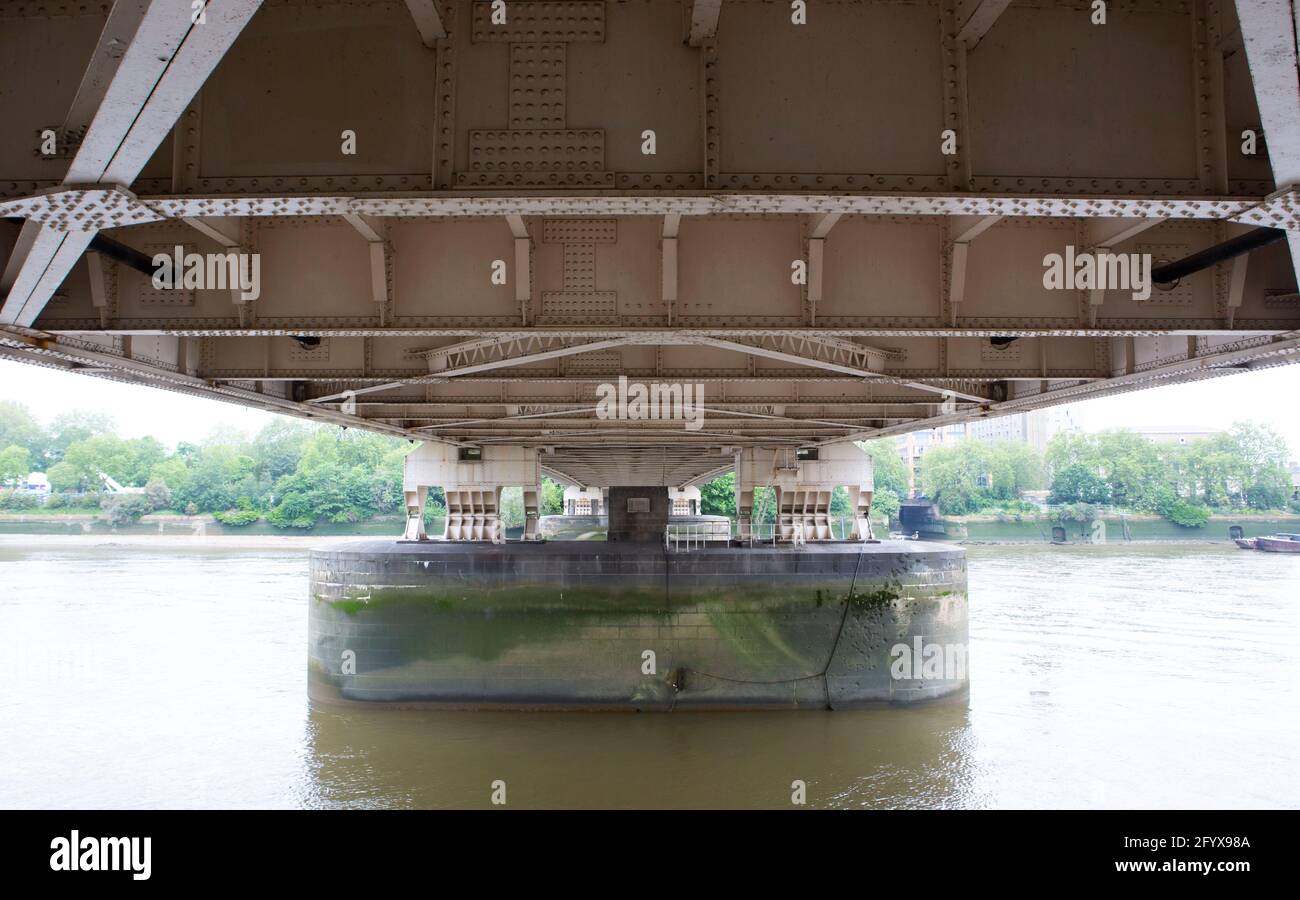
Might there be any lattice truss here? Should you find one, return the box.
[1,0,1300,467]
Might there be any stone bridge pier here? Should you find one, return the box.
[309,440,969,710]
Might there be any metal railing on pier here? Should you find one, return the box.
[664,517,864,551]
[664,520,733,551]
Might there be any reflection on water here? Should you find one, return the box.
[0,537,1297,808]
[304,700,982,810]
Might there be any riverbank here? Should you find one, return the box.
[912,512,1300,543]
[0,511,410,538]
[4,509,1299,544]
[0,532,371,551]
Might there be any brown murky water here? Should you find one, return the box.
[1,536,1297,808]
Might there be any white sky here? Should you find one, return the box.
[3,357,1300,460]
[1062,365,1300,460]
[2,359,278,448]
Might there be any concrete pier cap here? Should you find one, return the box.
[311,440,968,710]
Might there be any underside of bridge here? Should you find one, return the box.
[2,0,1299,705]
[2,0,1299,468]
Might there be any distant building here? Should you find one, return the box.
[557,485,701,516]
[562,485,604,516]
[1121,425,1223,446]
[668,486,701,516]
[22,472,49,494]
[896,429,946,498]
[895,407,1081,496]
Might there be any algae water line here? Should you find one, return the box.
[670,538,868,710]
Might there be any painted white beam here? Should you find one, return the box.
[62,1,152,138]
[947,215,1000,324]
[182,216,241,249]
[514,237,531,310]
[369,243,389,310]
[313,337,640,403]
[1238,0,1300,187]
[1,230,96,328]
[404,0,446,47]
[687,335,987,403]
[662,236,679,307]
[0,220,41,298]
[1226,254,1249,326]
[949,214,1002,243]
[1085,217,1162,250]
[688,0,723,47]
[1236,0,1300,274]
[85,251,113,328]
[505,214,529,239]
[94,1,265,186]
[504,215,532,315]
[343,213,387,244]
[808,212,842,239]
[956,0,1012,51]
[1,0,264,328]
[1222,223,1256,327]
[948,241,970,321]
[342,214,391,315]
[807,237,825,320]
[663,214,681,322]
[1082,218,1165,325]
[804,215,839,325]
[179,215,250,313]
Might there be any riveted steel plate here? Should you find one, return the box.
[542,218,618,243]
[541,291,617,318]
[470,1,605,43]
[466,129,605,173]
[510,43,567,130]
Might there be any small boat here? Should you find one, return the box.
[1234,537,1258,550]
[1255,533,1300,553]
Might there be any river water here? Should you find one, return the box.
[1,536,1297,809]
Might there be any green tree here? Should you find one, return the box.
[250,419,313,482]
[143,478,173,511]
[920,440,1043,514]
[0,401,47,462]
[871,486,901,522]
[920,442,985,514]
[541,477,564,516]
[1166,499,1210,528]
[102,493,155,528]
[986,441,1044,500]
[1046,430,1167,511]
[60,434,171,491]
[1245,468,1292,510]
[859,438,909,498]
[1227,422,1292,510]
[45,461,80,493]
[174,443,257,512]
[700,471,737,518]
[264,429,404,527]
[830,485,853,518]
[0,444,31,485]
[123,437,167,486]
[148,457,191,494]
[1049,462,1111,505]
[500,487,524,530]
[45,410,115,464]
[1055,501,1098,539]
[1186,433,1245,507]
